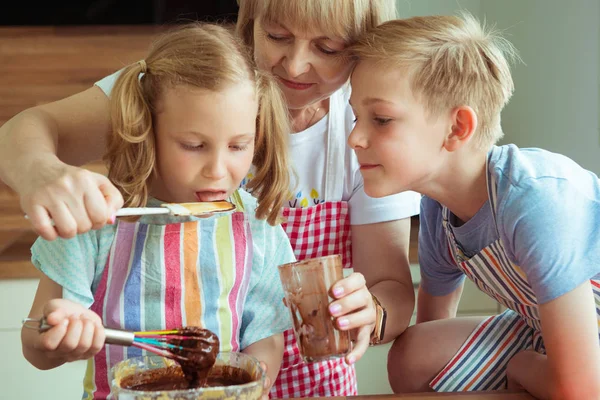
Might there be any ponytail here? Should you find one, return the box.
[248,71,292,225]
[103,61,155,208]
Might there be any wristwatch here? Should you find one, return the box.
[369,293,387,346]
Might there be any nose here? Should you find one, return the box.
[282,43,311,78]
[202,150,227,180]
[348,122,368,150]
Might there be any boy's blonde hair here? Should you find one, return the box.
[351,13,519,148]
[236,0,397,48]
[105,22,290,225]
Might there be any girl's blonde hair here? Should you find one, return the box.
[104,22,290,225]
[236,0,397,48]
[350,12,519,148]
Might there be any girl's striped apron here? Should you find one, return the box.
[430,165,600,392]
[83,209,252,399]
[271,89,356,398]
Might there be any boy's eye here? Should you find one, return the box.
[374,117,392,126]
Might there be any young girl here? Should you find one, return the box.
[20,22,295,399]
[349,14,600,399]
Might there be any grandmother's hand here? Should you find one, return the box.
[328,272,376,364]
[20,162,123,240]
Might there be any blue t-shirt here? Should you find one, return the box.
[419,144,600,304]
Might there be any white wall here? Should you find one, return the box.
[483,0,600,174]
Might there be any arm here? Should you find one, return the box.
[416,283,464,323]
[0,86,123,240]
[329,218,415,362]
[241,333,284,395]
[506,281,600,400]
[21,275,105,370]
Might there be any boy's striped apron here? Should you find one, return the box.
[82,210,252,399]
[430,167,600,391]
[270,89,356,398]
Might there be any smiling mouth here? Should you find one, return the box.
[278,77,314,90]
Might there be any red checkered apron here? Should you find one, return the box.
[270,89,358,398]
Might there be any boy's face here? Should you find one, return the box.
[348,60,450,198]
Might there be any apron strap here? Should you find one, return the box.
[324,87,347,200]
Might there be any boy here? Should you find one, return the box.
[348,13,600,400]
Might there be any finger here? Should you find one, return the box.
[330,272,366,299]
[82,320,106,359]
[26,204,58,241]
[98,176,124,215]
[45,308,72,326]
[335,306,375,331]
[83,185,111,230]
[56,316,83,355]
[65,198,93,235]
[70,317,95,359]
[345,325,371,364]
[38,319,69,352]
[329,288,373,318]
[48,202,79,239]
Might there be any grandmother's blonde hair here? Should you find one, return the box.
[236,0,397,47]
[104,22,291,226]
[351,12,519,148]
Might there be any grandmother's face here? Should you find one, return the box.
[253,17,355,110]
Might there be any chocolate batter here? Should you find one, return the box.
[169,326,220,387]
[120,364,253,391]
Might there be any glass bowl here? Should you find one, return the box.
[109,352,265,400]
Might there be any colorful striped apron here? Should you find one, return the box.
[430,166,600,391]
[270,88,356,398]
[83,209,252,399]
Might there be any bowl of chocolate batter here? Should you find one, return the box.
[109,352,265,399]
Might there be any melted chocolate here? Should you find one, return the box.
[120,365,253,391]
[168,326,219,387]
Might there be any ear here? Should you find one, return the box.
[444,106,478,152]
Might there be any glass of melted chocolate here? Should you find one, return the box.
[109,327,265,400]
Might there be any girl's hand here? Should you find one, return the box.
[259,361,270,400]
[328,272,376,365]
[35,299,105,362]
[20,162,123,241]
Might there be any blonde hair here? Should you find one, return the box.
[104,22,291,225]
[350,12,519,148]
[236,0,397,48]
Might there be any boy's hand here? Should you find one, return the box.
[35,299,105,362]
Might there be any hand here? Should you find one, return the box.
[19,162,123,240]
[34,299,105,362]
[259,361,271,400]
[328,272,376,365]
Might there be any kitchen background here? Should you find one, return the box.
[0,0,598,398]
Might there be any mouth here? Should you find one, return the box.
[277,76,314,90]
[195,190,228,202]
[359,164,380,171]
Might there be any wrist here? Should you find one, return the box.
[369,293,387,346]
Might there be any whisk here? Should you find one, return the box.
[22,317,218,363]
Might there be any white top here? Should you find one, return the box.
[96,74,420,225]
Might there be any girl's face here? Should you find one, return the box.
[348,60,451,198]
[151,83,258,204]
[253,17,354,110]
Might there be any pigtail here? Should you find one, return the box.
[103,61,155,208]
[247,71,292,226]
